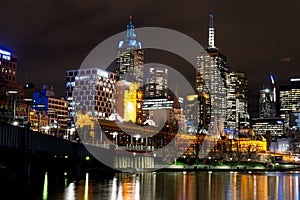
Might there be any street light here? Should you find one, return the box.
[208,156,212,169]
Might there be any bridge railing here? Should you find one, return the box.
[0,122,89,158]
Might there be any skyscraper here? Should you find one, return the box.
[279,78,300,130]
[225,71,249,132]
[144,66,168,98]
[196,14,228,134]
[116,16,144,86]
[259,72,277,118]
[252,73,282,136]
[259,88,276,118]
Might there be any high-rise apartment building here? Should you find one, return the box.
[196,14,228,134]
[116,17,144,86]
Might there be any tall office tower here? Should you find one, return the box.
[259,88,276,118]
[196,14,228,134]
[143,65,169,122]
[225,71,249,133]
[65,68,116,120]
[259,72,277,118]
[269,72,277,113]
[144,66,168,98]
[116,17,144,86]
[279,78,300,130]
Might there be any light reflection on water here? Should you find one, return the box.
[46,171,300,200]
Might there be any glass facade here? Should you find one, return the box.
[225,72,249,132]
[279,79,300,130]
[65,68,116,120]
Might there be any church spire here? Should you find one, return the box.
[208,13,216,49]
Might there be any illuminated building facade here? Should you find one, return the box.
[185,93,210,133]
[279,78,300,130]
[0,48,17,84]
[142,65,170,122]
[31,86,68,136]
[144,66,168,98]
[142,96,184,128]
[259,73,277,118]
[0,47,27,124]
[196,14,228,133]
[185,94,199,133]
[115,80,127,119]
[47,97,68,136]
[65,68,116,120]
[225,71,249,133]
[252,117,284,136]
[259,88,276,118]
[123,82,143,124]
[116,17,144,86]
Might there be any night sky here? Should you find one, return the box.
[0,0,300,117]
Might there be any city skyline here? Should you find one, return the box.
[0,1,299,117]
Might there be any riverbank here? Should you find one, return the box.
[157,162,300,172]
[81,162,300,174]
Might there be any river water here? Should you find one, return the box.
[5,170,300,200]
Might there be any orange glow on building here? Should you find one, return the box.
[124,82,143,124]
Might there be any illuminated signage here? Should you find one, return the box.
[0,49,11,56]
[2,55,10,60]
[291,78,300,82]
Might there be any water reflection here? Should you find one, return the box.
[64,182,75,200]
[44,171,300,200]
[84,173,89,200]
[42,172,48,200]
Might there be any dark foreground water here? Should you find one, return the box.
[3,170,300,200]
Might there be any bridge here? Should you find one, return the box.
[0,121,159,178]
[0,122,105,179]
